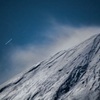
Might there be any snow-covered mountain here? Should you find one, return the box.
[0,34,100,100]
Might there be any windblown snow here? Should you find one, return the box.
[0,34,100,100]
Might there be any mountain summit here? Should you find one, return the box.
[0,34,100,100]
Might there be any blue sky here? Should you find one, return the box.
[0,0,100,84]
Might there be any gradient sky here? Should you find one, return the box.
[0,0,100,84]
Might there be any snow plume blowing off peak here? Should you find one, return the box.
[0,33,100,100]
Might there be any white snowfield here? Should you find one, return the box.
[0,34,100,100]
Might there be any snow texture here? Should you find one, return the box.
[0,34,100,100]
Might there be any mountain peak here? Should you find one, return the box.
[0,34,100,100]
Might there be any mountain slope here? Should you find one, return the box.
[0,34,100,100]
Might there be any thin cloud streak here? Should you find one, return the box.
[5,38,12,45]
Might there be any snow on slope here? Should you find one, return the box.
[0,34,100,100]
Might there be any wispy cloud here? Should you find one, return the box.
[8,23,100,70]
